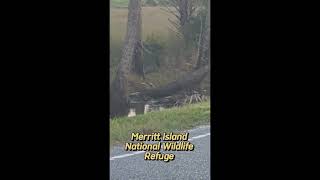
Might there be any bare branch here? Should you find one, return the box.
[160,7,180,20]
[196,15,203,63]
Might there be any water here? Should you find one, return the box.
[126,90,209,117]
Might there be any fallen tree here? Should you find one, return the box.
[140,65,209,98]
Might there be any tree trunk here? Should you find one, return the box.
[131,3,144,78]
[110,0,142,118]
[196,0,210,69]
[179,0,192,47]
[179,0,189,27]
[141,65,209,98]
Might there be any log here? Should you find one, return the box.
[141,65,209,98]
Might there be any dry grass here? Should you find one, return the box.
[110,7,175,43]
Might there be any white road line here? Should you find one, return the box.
[110,132,210,161]
[187,125,210,133]
[110,151,145,160]
[188,133,210,141]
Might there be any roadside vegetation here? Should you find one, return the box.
[110,101,210,147]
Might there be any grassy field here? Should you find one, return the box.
[110,7,173,43]
[110,101,210,147]
[111,0,129,7]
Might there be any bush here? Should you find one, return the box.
[142,33,166,73]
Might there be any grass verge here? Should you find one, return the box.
[110,101,210,147]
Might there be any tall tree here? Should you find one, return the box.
[110,0,142,117]
[131,2,144,78]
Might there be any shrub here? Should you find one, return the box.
[142,33,166,73]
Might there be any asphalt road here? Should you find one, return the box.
[110,125,211,180]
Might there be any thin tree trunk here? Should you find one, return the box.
[179,0,191,47]
[179,0,189,27]
[132,4,144,78]
[196,0,210,69]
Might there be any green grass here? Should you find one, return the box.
[110,101,210,147]
[111,0,129,7]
